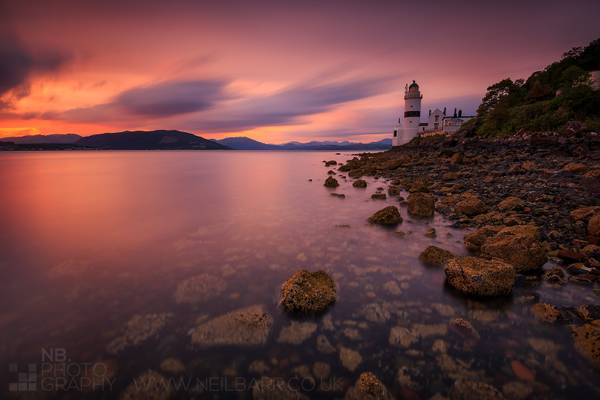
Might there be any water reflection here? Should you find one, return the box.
[0,150,598,398]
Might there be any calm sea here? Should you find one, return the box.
[0,151,598,399]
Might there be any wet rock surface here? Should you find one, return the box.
[445,256,516,296]
[407,192,435,218]
[419,245,455,267]
[368,206,402,226]
[280,270,336,314]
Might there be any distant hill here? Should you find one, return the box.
[2,133,81,144]
[77,130,229,150]
[215,136,279,150]
[464,37,600,137]
[215,137,391,150]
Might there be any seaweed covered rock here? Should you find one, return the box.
[571,320,600,368]
[455,193,487,216]
[464,226,502,252]
[190,305,273,346]
[589,214,600,236]
[280,270,336,314]
[368,206,402,226]
[120,370,172,400]
[444,256,515,296]
[253,376,309,400]
[480,225,547,272]
[353,179,368,188]
[344,372,395,400]
[407,192,435,218]
[419,246,455,267]
[324,176,339,188]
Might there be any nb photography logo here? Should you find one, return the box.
[8,348,115,393]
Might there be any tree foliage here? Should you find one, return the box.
[466,38,600,137]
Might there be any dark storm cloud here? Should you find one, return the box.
[49,79,230,122]
[115,80,227,117]
[0,37,69,102]
[189,76,395,132]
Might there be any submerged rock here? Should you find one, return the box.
[316,334,336,354]
[531,303,561,323]
[448,318,480,341]
[174,273,227,304]
[120,370,172,400]
[160,358,185,375]
[449,380,505,400]
[107,313,171,354]
[324,176,339,188]
[277,321,318,345]
[190,305,273,346]
[344,372,395,400]
[280,270,336,314]
[353,179,368,188]
[252,376,309,400]
[368,206,402,226]
[371,193,387,200]
[480,225,547,272]
[407,192,435,218]
[339,347,362,372]
[419,246,455,267]
[444,256,515,296]
[571,320,600,368]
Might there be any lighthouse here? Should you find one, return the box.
[393,80,422,146]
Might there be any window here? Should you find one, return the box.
[393,130,397,137]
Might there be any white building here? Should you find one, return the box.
[392,81,474,146]
[392,80,422,146]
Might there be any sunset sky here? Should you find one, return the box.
[1,0,599,143]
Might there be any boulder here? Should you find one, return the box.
[444,256,515,296]
[571,320,600,368]
[190,305,273,346]
[280,270,336,314]
[324,176,339,188]
[419,246,455,267]
[455,193,486,216]
[353,179,368,188]
[368,206,402,226]
[464,226,502,252]
[497,196,524,212]
[480,225,547,272]
[407,192,435,218]
[344,372,395,400]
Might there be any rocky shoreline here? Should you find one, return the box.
[335,131,600,289]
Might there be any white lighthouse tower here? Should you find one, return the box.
[393,80,422,146]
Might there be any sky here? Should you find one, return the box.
[1,0,599,143]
